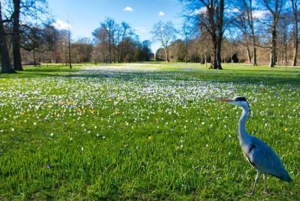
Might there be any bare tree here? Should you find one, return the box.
[277,12,291,65]
[0,1,15,73]
[11,0,50,70]
[235,13,252,63]
[151,21,177,62]
[182,21,194,63]
[12,0,23,70]
[196,31,211,65]
[291,0,299,66]
[237,0,258,65]
[101,17,118,63]
[116,22,133,62]
[93,27,109,62]
[261,0,287,67]
[180,0,233,69]
[72,38,93,63]
[21,26,44,66]
[67,27,72,69]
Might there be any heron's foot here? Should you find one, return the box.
[246,192,255,197]
[263,190,269,195]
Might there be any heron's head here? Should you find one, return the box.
[219,96,251,114]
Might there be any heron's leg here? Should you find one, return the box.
[250,171,260,196]
[263,174,268,194]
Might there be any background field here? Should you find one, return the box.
[0,63,299,200]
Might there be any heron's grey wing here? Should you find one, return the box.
[248,136,291,182]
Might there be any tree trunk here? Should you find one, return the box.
[269,28,277,67]
[283,29,288,65]
[292,0,298,66]
[210,42,222,69]
[216,40,222,68]
[33,49,37,67]
[107,35,112,63]
[68,30,72,69]
[243,26,251,63]
[185,34,188,63]
[250,19,257,66]
[0,2,15,73]
[293,40,298,66]
[164,47,169,62]
[210,36,222,69]
[204,46,207,67]
[210,0,223,69]
[253,46,257,66]
[12,0,23,70]
[246,46,251,63]
[246,0,257,66]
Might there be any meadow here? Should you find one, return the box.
[0,63,299,200]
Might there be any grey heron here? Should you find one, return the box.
[219,96,292,195]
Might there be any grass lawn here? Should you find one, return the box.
[0,63,299,200]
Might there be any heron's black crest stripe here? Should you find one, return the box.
[235,97,247,102]
[235,96,251,115]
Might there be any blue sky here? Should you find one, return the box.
[48,0,185,53]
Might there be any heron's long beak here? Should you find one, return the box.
[219,98,234,102]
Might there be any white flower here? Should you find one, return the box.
[50,133,54,137]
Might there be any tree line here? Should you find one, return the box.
[92,17,152,63]
[1,0,299,73]
[153,0,299,69]
[0,1,153,74]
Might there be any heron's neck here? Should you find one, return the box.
[238,107,250,144]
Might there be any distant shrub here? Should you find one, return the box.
[124,54,134,63]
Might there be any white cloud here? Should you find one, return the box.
[194,7,206,15]
[123,6,133,11]
[136,26,147,32]
[232,8,240,13]
[253,10,269,19]
[159,11,165,16]
[52,20,72,30]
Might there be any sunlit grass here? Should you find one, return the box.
[0,63,299,200]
